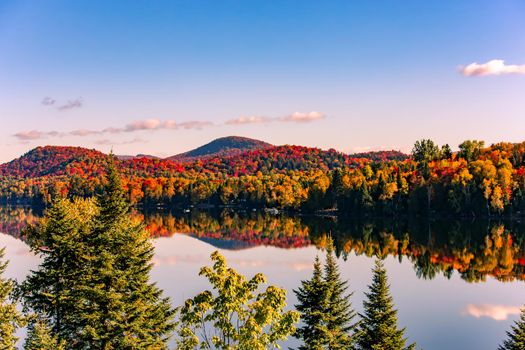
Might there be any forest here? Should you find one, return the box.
[0,161,524,349]
[1,139,525,217]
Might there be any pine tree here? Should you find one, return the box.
[24,319,66,350]
[294,238,357,349]
[19,197,97,343]
[499,308,525,350]
[0,247,25,349]
[79,157,176,349]
[294,256,327,350]
[323,241,357,349]
[356,260,415,350]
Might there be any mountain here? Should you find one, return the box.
[0,146,109,178]
[0,139,408,179]
[167,136,272,162]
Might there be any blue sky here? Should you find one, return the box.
[1,0,525,162]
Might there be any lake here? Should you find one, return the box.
[1,206,525,349]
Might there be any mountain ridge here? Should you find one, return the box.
[167,136,273,162]
[0,136,408,179]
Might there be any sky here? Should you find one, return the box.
[1,0,525,163]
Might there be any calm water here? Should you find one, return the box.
[2,206,525,349]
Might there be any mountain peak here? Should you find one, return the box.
[167,136,272,161]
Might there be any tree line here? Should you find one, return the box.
[2,140,525,217]
[0,161,524,348]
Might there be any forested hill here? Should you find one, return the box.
[0,140,406,178]
[167,136,272,161]
[0,146,108,178]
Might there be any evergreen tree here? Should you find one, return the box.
[20,198,97,343]
[79,158,176,349]
[294,256,327,350]
[0,247,25,349]
[24,319,66,350]
[323,241,357,349]
[356,260,416,350]
[294,239,357,349]
[499,308,525,350]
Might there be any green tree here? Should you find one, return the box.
[24,319,66,350]
[323,241,358,349]
[79,158,176,349]
[0,247,25,349]
[441,144,453,159]
[294,240,357,350]
[499,308,525,350]
[294,256,327,350]
[175,251,299,350]
[20,198,97,342]
[412,139,440,163]
[356,260,415,350]
[458,140,485,162]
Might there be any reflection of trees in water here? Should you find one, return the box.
[0,206,42,239]
[2,206,525,282]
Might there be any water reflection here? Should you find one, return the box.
[2,206,525,349]
[2,206,525,283]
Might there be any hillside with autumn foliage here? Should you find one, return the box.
[167,135,272,161]
[2,138,525,218]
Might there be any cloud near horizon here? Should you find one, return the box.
[460,59,525,77]
[225,111,326,125]
[462,303,522,321]
[12,118,214,141]
[13,111,324,141]
[225,115,272,125]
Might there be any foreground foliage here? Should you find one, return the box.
[175,251,299,350]
[356,260,416,350]
[294,239,357,349]
[0,247,25,349]
[499,308,525,350]
[20,159,175,349]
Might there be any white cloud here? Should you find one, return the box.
[460,59,525,77]
[12,119,213,141]
[226,111,326,126]
[12,130,45,140]
[125,119,164,132]
[281,111,325,122]
[12,111,324,142]
[226,116,272,125]
[178,121,214,130]
[463,304,522,321]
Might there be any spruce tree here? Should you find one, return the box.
[294,256,327,350]
[323,241,357,349]
[294,238,357,349]
[79,158,175,349]
[24,319,66,350]
[0,247,25,349]
[499,308,525,350]
[19,198,97,343]
[356,260,415,350]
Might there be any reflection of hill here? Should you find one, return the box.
[138,211,311,249]
[2,205,525,282]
